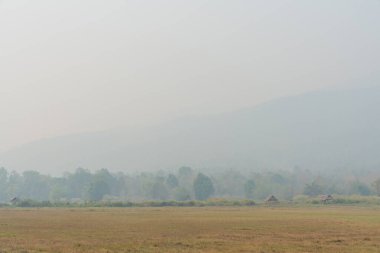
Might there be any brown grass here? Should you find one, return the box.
[0,206,379,252]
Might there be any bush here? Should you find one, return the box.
[5,199,256,208]
[293,195,380,206]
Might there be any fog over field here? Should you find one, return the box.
[1,0,380,175]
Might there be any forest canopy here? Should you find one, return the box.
[0,166,379,203]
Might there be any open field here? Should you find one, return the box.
[0,206,380,253]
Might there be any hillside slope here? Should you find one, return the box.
[1,87,380,174]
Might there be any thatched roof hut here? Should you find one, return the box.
[265,195,279,203]
[10,197,19,205]
[320,194,333,203]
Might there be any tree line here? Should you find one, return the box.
[0,166,379,203]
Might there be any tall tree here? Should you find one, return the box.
[244,180,256,199]
[67,168,92,198]
[372,178,380,196]
[303,181,324,196]
[193,173,214,200]
[0,168,8,202]
[86,179,110,201]
[166,174,179,189]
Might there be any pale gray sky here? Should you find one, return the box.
[1,0,379,152]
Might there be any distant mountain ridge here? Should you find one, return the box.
[1,86,380,174]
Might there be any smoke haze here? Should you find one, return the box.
[1,0,380,154]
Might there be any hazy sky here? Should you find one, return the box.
[1,0,379,152]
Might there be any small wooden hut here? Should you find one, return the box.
[320,194,333,204]
[265,195,279,203]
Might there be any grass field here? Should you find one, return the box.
[0,206,379,252]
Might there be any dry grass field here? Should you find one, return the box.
[0,206,379,253]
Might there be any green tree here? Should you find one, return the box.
[372,178,380,196]
[49,177,68,202]
[86,179,110,201]
[244,180,256,199]
[303,181,324,196]
[22,171,50,201]
[67,168,92,199]
[149,180,169,200]
[178,166,193,178]
[216,170,245,197]
[349,181,371,196]
[177,166,194,193]
[193,173,214,200]
[173,187,191,201]
[94,168,118,196]
[166,174,179,189]
[271,173,286,184]
[7,171,22,200]
[49,186,66,202]
[0,167,8,202]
